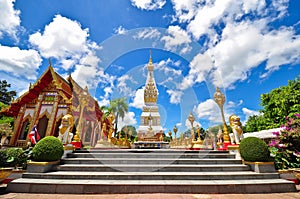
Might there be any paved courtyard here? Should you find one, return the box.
[1,184,300,199]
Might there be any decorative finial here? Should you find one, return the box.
[48,58,52,66]
[149,50,152,65]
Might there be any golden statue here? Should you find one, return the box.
[58,111,74,144]
[229,114,243,144]
[107,112,115,142]
[101,123,107,141]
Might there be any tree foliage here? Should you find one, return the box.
[260,78,300,128]
[245,77,300,131]
[0,80,16,104]
[110,97,129,136]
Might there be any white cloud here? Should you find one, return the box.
[156,58,182,76]
[161,26,192,54]
[133,28,161,40]
[185,119,201,129]
[193,98,242,125]
[0,0,20,39]
[180,53,213,90]
[114,26,127,35]
[210,21,300,88]
[170,0,299,89]
[166,89,183,104]
[117,111,137,131]
[29,15,99,71]
[131,0,166,10]
[0,45,42,80]
[242,107,260,121]
[129,88,144,109]
[117,74,138,97]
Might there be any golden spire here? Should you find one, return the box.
[144,51,158,104]
[149,50,152,64]
[147,50,154,71]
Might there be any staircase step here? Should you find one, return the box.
[79,149,230,154]
[56,164,250,172]
[7,178,296,194]
[22,171,280,180]
[67,153,236,159]
[61,158,242,165]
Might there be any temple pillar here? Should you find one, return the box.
[46,94,60,136]
[28,94,44,135]
[9,106,26,146]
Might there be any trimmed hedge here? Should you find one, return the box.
[239,137,271,162]
[32,136,64,162]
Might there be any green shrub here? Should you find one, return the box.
[32,136,64,162]
[0,148,28,169]
[239,137,271,162]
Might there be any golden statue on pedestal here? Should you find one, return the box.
[58,111,74,144]
[229,114,244,144]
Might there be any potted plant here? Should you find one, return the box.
[27,136,64,173]
[240,136,275,173]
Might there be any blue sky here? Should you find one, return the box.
[0,0,300,134]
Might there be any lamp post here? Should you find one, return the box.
[213,87,230,143]
[188,111,195,141]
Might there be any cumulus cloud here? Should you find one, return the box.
[117,74,138,97]
[166,89,183,104]
[185,119,201,129]
[129,88,145,109]
[193,99,242,125]
[117,111,137,131]
[29,15,99,71]
[242,107,260,121]
[131,0,166,10]
[170,0,300,89]
[0,45,42,80]
[180,53,213,90]
[0,0,20,39]
[161,26,192,54]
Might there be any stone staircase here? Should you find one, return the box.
[7,149,297,194]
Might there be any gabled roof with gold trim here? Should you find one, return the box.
[0,64,103,120]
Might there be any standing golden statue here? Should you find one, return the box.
[107,111,115,142]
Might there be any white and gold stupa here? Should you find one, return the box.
[137,51,164,142]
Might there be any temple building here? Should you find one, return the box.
[137,52,164,141]
[1,64,108,147]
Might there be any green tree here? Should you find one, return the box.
[245,77,300,131]
[110,97,129,136]
[117,125,137,141]
[0,102,14,127]
[0,80,16,104]
[260,77,300,129]
[244,115,267,132]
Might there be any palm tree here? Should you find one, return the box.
[110,97,129,136]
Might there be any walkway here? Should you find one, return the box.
[1,184,300,199]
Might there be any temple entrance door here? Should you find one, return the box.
[38,115,49,138]
[19,119,30,140]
